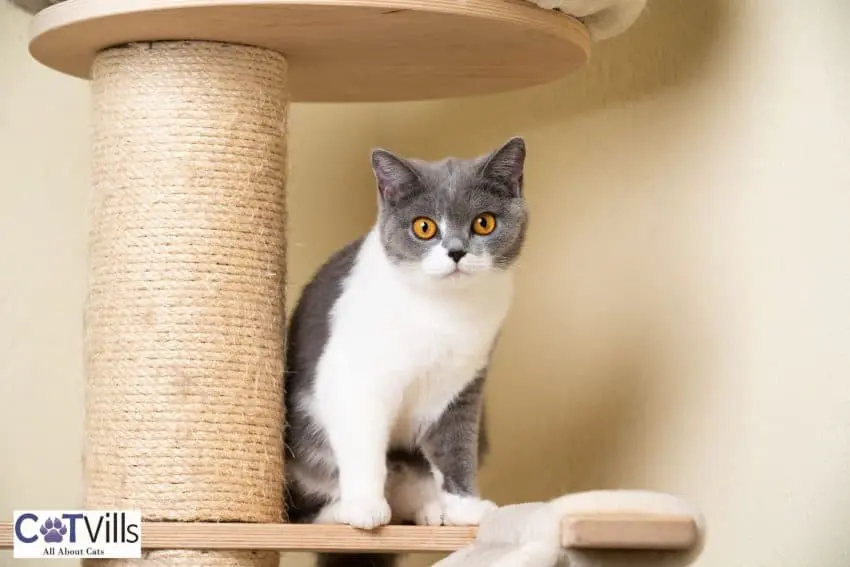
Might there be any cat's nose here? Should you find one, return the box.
[447,249,467,263]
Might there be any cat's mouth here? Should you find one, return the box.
[441,266,470,279]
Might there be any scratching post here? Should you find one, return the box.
[83,41,287,566]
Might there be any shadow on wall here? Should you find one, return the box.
[374,0,730,153]
[370,0,733,508]
[284,103,385,308]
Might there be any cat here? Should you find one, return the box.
[284,137,529,567]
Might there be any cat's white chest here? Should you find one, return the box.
[316,232,514,447]
[386,299,500,445]
[361,272,508,444]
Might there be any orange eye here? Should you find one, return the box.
[412,217,438,240]
[472,213,496,236]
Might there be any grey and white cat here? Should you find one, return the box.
[285,138,528,566]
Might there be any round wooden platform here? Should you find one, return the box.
[28,0,590,102]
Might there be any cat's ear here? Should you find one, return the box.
[371,148,418,204]
[479,137,526,197]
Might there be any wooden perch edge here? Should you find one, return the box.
[0,512,697,553]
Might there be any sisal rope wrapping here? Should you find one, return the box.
[82,41,288,566]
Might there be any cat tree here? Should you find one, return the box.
[0,0,705,565]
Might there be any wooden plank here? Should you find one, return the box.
[0,513,697,552]
[28,0,589,102]
[0,523,472,553]
[562,513,698,550]
[143,523,475,552]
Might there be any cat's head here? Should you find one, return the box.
[371,137,529,284]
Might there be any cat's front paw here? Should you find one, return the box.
[441,494,498,526]
[335,496,392,530]
[413,498,445,526]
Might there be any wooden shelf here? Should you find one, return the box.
[27,0,589,102]
[0,513,697,552]
[561,513,698,549]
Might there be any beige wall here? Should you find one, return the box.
[2,1,849,566]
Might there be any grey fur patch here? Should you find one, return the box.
[421,370,488,495]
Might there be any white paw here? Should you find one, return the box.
[311,502,341,525]
[334,496,392,530]
[441,494,498,526]
[413,498,445,526]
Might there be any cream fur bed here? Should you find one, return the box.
[527,0,648,40]
[435,490,706,567]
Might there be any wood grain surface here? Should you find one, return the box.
[0,513,697,552]
[28,0,590,101]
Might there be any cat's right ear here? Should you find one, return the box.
[371,149,417,204]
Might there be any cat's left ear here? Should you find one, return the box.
[371,148,419,205]
[479,137,526,198]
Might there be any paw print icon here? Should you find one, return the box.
[39,518,68,543]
